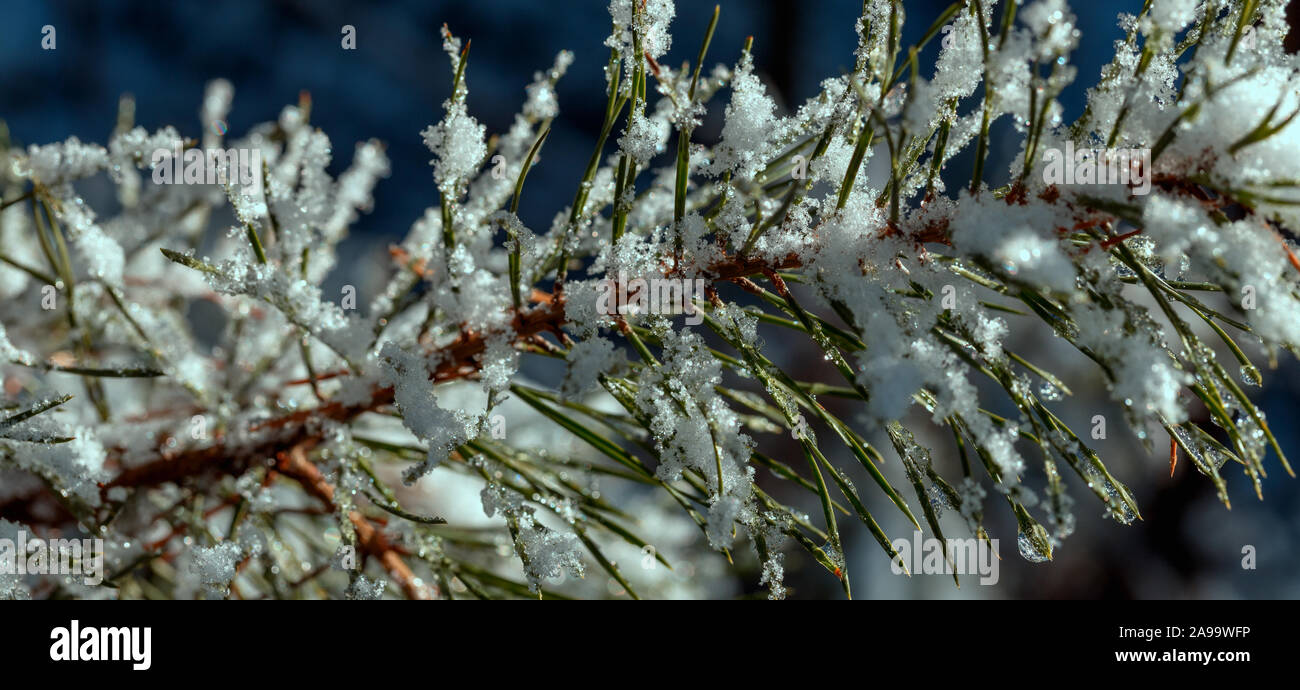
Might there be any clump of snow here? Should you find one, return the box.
[606,0,676,85]
[188,541,242,599]
[422,106,487,195]
[378,343,476,483]
[618,109,671,168]
[560,336,624,401]
[708,51,781,181]
[23,137,108,184]
[345,575,388,600]
[0,323,34,366]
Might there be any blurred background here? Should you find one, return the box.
[2,0,1298,599]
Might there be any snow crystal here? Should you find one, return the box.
[188,541,242,598]
[517,516,585,588]
[606,0,675,84]
[51,193,126,288]
[1071,301,1190,423]
[709,51,779,181]
[563,279,614,338]
[618,108,670,168]
[422,105,487,194]
[23,137,108,184]
[560,336,624,400]
[523,51,573,121]
[345,575,388,600]
[1020,0,1081,59]
[948,194,1077,293]
[378,342,475,483]
[1144,0,1198,35]
[0,421,108,506]
[0,323,34,366]
[478,332,519,394]
[321,139,390,242]
[706,495,743,550]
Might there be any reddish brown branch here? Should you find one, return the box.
[276,441,432,600]
[103,251,808,494]
[89,174,1282,504]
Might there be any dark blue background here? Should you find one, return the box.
[1,0,1134,244]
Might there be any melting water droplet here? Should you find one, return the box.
[819,540,845,576]
[1017,527,1052,563]
[1239,364,1261,387]
[927,484,950,518]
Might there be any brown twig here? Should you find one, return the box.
[276,441,433,600]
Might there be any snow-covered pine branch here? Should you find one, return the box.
[1,0,1297,599]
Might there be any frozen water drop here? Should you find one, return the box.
[1017,527,1052,563]
[1239,364,1261,387]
